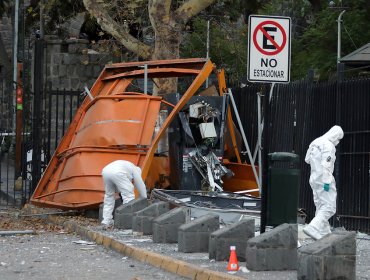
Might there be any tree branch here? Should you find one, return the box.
[83,0,153,59]
[175,0,215,24]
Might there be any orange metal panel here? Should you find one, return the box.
[108,79,133,96]
[72,96,161,147]
[145,156,170,190]
[222,162,260,197]
[31,95,161,209]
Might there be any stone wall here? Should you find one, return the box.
[0,11,118,133]
[44,36,116,91]
[0,14,13,56]
[0,15,13,131]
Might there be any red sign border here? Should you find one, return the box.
[253,20,287,56]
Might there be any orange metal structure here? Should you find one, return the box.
[30,58,259,210]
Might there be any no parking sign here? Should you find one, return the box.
[247,15,291,83]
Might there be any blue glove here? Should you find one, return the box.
[323,183,330,192]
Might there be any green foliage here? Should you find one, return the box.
[292,0,370,80]
[181,18,248,85]
[0,0,12,16]
[257,0,370,80]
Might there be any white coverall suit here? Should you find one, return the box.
[101,160,147,226]
[303,125,344,240]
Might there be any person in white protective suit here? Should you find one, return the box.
[303,125,344,240]
[101,160,147,228]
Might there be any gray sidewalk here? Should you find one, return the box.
[88,223,370,280]
[22,205,370,280]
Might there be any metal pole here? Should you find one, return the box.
[144,64,148,94]
[335,9,345,228]
[260,85,270,233]
[206,20,210,88]
[257,92,262,188]
[12,0,20,133]
[337,10,346,64]
[227,88,261,192]
[31,39,44,192]
[253,83,274,162]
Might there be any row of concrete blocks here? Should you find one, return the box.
[99,198,356,279]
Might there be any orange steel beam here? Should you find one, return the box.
[102,68,201,81]
[32,200,101,209]
[34,188,104,200]
[141,59,215,179]
[137,98,151,144]
[160,100,175,108]
[59,149,148,161]
[217,69,241,164]
[105,58,207,70]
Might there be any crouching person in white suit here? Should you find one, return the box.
[101,160,147,229]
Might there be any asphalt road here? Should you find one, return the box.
[0,208,184,280]
[0,232,185,280]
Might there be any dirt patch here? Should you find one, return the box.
[0,205,99,233]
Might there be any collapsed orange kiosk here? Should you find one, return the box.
[31,58,259,210]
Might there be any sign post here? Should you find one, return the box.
[248,15,291,83]
[247,15,291,233]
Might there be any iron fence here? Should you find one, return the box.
[232,75,370,233]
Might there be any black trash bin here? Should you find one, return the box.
[266,152,300,226]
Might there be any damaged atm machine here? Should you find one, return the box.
[152,90,261,223]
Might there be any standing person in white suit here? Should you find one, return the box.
[101,160,147,229]
[303,125,344,240]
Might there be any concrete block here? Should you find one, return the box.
[114,198,149,229]
[153,207,191,243]
[297,231,356,280]
[209,219,255,261]
[132,202,170,235]
[98,198,122,223]
[246,223,297,270]
[178,214,219,253]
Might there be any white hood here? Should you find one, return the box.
[323,125,344,146]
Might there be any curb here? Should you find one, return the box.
[25,206,246,280]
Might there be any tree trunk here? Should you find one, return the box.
[150,20,182,96]
[83,0,216,96]
[83,0,153,60]
[149,0,182,96]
